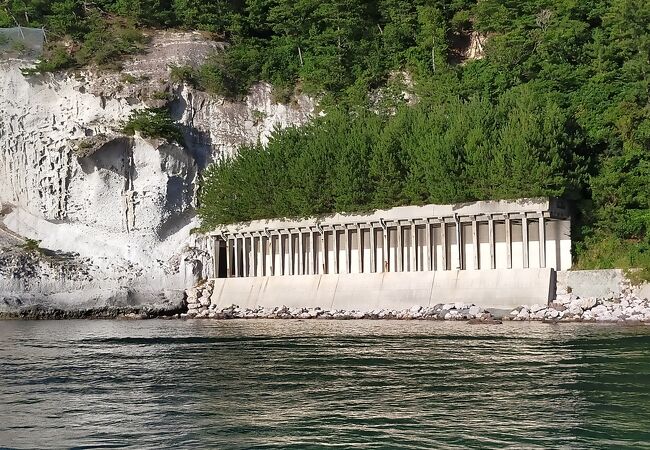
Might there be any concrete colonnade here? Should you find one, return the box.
[212,211,570,278]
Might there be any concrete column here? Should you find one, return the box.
[396,225,403,272]
[505,215,512,269]
[369,226,376,273]
[455,215,462,270]
[309,230,315,275]
[539,214,546,268]
[242,236,253,277]
[279,234,285,276]
[320,229,327,274]
[382,224,389,272]
[288,231,294,276]
[345,227,351,274]
[234,237,240,277]
[472,218,479,270]
[298,230,304,275]
[331,230,338,274]
[227,238,233,277]
[357,225,363,274]
[411,221,417,271]
[441,222,447,271]
[522,216,529,269]
[425,222,432,271]
[268,235,274,276]
[488,216,495,269]
[256,235,263,276]
[241,237,247,277]
[213,237,220,278]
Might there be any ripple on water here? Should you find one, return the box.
[1,320,650,449]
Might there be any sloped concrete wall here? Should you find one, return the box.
[209,268,553,311]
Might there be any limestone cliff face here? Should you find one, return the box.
[0,31,315,300]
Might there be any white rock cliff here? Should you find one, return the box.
[0,32,314,306]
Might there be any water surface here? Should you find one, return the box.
[1,320,650,449]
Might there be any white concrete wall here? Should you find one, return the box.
[208,268,553,310]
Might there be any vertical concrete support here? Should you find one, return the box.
[213,237,220,278]
[410,221,417,272]
[279,234,285,276]
[288,231,294,276]
[539,214,546,268]
[455,215,462,270]
[256,235,263,276]
[381,221,389,272]
[522,215,529,269]
[320,227,327,274]
[241,237,247,277]
[357,225,363,274]
[227,238,233,277]
[396,225,403,272]
[472,218,479,270]
[250,236,256,276]
[234,237,240,278]
[242,236,249,277]
[488,216,495,269]
[370,226,376,273]
[309,230,315,275]
[345,227,351,274]
[425,222,432,271]
[268,235,274,276]
[333,230,339,274]
[441,222,448,271]
[505,216,512,269]
[298,230,304,275]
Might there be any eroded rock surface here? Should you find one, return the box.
[0,31,315,309]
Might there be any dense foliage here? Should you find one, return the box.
[2,0,648,274]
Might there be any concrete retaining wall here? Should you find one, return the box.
[556,269,650,300]
[556,269,624,298]
[209,268,553,311]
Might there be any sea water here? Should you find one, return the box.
[1,320,650,449]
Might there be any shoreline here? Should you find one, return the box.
[5,301,650,325]
[2,283,649,322]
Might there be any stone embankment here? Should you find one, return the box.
[509,290,650,323]
[185,280,650,323]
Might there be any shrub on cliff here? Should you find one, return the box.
[122,108,183,144]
